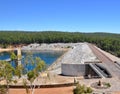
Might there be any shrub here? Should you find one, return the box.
[73,84,93,94]
[86,87,93,93]
[104,83,111,87]
[0,85,7,94]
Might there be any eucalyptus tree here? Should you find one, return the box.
[0,31,120,57]
[10,52,17,61]
[0,61,15,94]
[0,85,6,94]
[10,52,18,67]
[23,53,46,94]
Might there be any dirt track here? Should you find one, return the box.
[9,86,73,94]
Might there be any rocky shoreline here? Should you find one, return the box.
[21,43,72,51]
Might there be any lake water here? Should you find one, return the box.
[0,51,64,69]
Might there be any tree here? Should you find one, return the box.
[14,64,23,78]
[0,31,120,57]
[0,61,15,94]
[0,53,46,94]
[10,52,17,61]
[23,54,46,94]
[10,52,18,68]
[0,85,7,94]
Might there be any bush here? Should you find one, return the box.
[0,85,7,94]
[104,83,111,87]
[86,87,93,93]
[73,84,93,94]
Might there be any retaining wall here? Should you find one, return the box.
[61,63,86,76]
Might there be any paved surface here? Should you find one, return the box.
[88,43,120,78]
[74,43,120,92]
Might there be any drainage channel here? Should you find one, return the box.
[89,64,105,78]
[89,63,112,78]
[95,64,112,78]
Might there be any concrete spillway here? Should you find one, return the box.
[89,64,105,78]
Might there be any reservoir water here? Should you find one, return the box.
[0,51,64,69]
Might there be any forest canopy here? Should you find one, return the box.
[0,31,120,57]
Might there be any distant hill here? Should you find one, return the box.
[0,31,120,57]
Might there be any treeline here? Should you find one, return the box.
[0,31,120,57]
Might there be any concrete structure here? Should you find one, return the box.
[61,63,102,78]
[60,43,103,77]
[60,43,112,78]
[17,48,22,60]
[62,63,86,76]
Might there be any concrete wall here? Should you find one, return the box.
[61,63,86,76]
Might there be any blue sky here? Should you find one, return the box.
[0,0,120,33]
